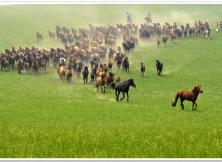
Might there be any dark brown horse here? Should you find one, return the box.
[32,60,39,75]
[140,62,145,78]
[157,38,161,47]
[82,66,89,84]
[66,67,72,83]
[17,59,24,74]
[172,85,203,111]
[106,72,114,88]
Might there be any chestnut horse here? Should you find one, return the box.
[57,65,66,80]
[172,85,203,111]
[95,71,107,93]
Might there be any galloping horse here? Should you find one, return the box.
[156,60,163,76]
[48,30,56,39]
[32,60,39,75]
[90,65,97,83]
[111,79,136,102]
[162,36,168,46]
[169,32,176,43]
[95,71,107,93]
[0,57,10,71]
[36,32,43,43]
[203,28,210,39]
[66,67,72,83]
[140,62,145,77]
[17,59,24,74]
[106,72,114,88]
[172,85,203,111]
[82,66,89,84]
[122,57,129,73]
[57,65,66,80]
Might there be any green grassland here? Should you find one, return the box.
[0,4,222,158]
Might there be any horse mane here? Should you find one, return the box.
[123,79,133,83]
[192,86,199,93]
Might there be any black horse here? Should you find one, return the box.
[82,66,89,84]
[32,60,39,75]
[111,79,136,102]
[122,41,135,53]
[90,65,97,83]
[162,36,168,46]
[116,55,122,70]
[140,30,150,39]
[122,57,129,73]
[77,62,83,78]
[156,60,163,76]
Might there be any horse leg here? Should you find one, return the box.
[120,92,125,101]
[115,90,118,101]
[192,102,195,111]
[180,99,184,111]
[126,92,129,102]
[117,90,120,101]
[194,102,198,110]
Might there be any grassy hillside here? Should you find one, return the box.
[0,4,222,158]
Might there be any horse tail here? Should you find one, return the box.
[172,92,180,107]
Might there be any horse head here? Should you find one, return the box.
[129,79,136,88]
[193,85,203,94]
[197,85,203,93]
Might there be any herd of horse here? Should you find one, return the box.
[0,47,49,74]
[1,17,211,110]
[37,20,211,48]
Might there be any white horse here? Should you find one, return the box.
[203,29,210,39]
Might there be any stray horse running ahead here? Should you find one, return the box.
[156,60,163,76]
[111,79,136,102]
[172,85,203,111]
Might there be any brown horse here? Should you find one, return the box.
[106,72,114,88]
[66,68,72,83]
[157,38,161,47]
[57,65,66,80]
[17,59,24,74]
[36,32,43,43]
[105,37,116,46]
[172,85,203,111]
[48,31,56,39]
[169,32,176,43]
[95,71,107,93]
